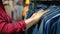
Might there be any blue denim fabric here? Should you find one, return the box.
[50,21,57,34]
[45,14,60,34]
[26,4,60,34]
[42,6,60,34]
[36,4,48,10]
[50,18,60,34]
[39,6,59,34]
[56,19,60,34]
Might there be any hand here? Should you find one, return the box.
[31,9,49,22]
[30,9,44,18]
[25,9,49,30]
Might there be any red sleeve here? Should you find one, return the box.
[0,15,26,34]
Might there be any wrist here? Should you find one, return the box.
[25,18,36,30]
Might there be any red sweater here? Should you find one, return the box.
[0,4,26,34]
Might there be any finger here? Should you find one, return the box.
[42,10,50,14]
[37,10,49,16]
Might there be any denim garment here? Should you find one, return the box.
[36,4,48,10]
[45,14,60,34]
[50,21,57,34]
[56,19,60,34]
[50,19,60,34]
[45,8,60,34]
[47,5,58,11]
[35,5,60,34]
[26,5,60,34]
[39,5,59,34]
[43,6,60,34]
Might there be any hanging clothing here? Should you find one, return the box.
[45,14,60,34]
[42,6,60,34]
[26,3,60,34]
[50,18,60,34]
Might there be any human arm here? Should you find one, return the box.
[0,8,48,34]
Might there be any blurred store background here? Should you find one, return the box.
[3,0,30,22]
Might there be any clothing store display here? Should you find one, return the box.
[45,14,60,34]
[43,6,60,34]
[26,1,60,34]
[39,5,59,34]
